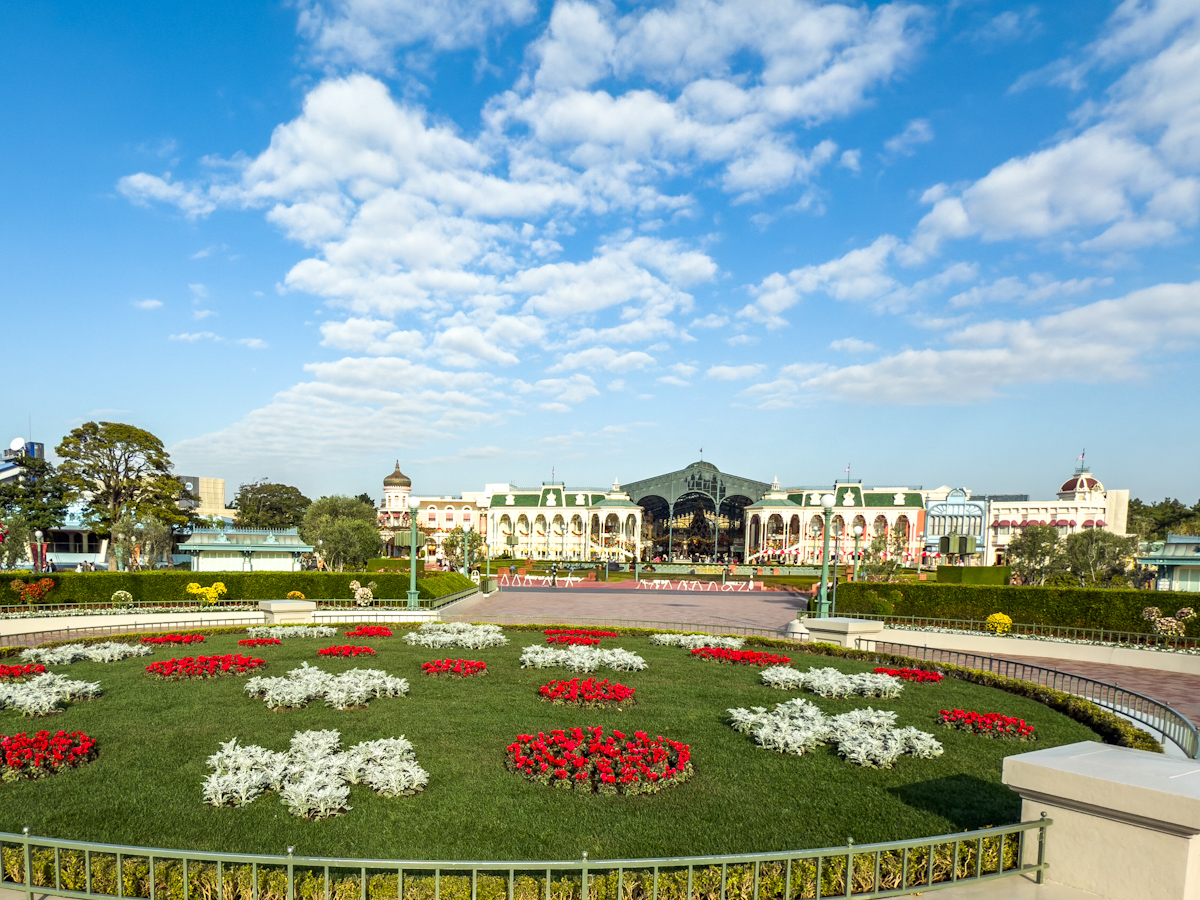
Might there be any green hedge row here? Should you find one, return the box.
[2,571,475,605]
[835,581,1198,633]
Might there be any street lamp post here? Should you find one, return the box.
[816,493,835,617]
[33,529,44,574]
[852,524,863,583]
[407,497,421,609]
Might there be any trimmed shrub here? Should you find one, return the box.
[2,571,474,606]
[835,581,1199,634]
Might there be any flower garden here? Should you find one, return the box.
[0,624,1110,860]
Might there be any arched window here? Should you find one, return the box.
[873,515,888,537]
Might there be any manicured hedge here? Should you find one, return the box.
[1,571,474,605]
[835,581,1199,634]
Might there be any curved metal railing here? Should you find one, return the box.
[859,639,1200,759]
[1,820,1050,900]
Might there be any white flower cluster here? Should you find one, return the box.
[761,666,903,699]
[0,672,101,716]
[404,622,508,649]
[244,662,409,710]
[22,641,153,665]
[728,698,943,769]
[649,633,745,650]
[246,625,339,639]
[349,580,375,607]
[203,729,428,820]
[519,645,647,672]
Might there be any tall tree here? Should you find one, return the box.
[1127,497,1200,540]
[232,480,311,529]
[0,515,30,569]
[299,496,381,571]
[1006,525,1066,586]
[1064,530,1139,587]
[0,456,70,534]
[56,422,191,536]
[442,526,483,569]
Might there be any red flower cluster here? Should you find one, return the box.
[145,654,266,679]
[690,647,791,666]
[141,634,205,645]
[2,730,97,779]
[345,626,392,638]
[545,635,600,645]
[874,667,943,683]
[938,709,1036,740]
[318,645,376,657]
[422,658,488,677]
[539,678,636,708]
[238,638,282,647]
[505,727,691,795]
[544,628,619,638]
[0,663,46,681]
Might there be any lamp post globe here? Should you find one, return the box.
[852,524,864,584]
[34,529,44,574]
[407,496,421,608]
[816,494,835,618]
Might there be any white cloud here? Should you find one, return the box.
[690,313,729,329]
[829,337,876,352]
[132,299,162,310]
[670,362,698,377]
[169,331,221,342]
[193,309,216,320]
[189,283,208,298]
[514,373,600,406]
[948,274,1113,308]
[743,280,1200,406]
[549,346,656,373]
[972,8,1041,44]
[839,149,861,171]
[238,338,269,350]
[657,375,691,386]
[296,0,537,70]
[706,363,765,380]
[117,173,215,218]
[883,118,933,157]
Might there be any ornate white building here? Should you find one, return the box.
[486,481,643,561]
[742,481,928,564]
[377,461,497,560]
[986,466,1130,565]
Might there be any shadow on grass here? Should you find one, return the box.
[891,775,1022,831]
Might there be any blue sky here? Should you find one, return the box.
[3,0,1199,502]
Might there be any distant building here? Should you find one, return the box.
[376,461,496,560]
[0,440,45,486]
[986,465,1130,566]
[176,476,236,520]
[1137,534,1200,593]
[487,480,643,561]
[175,527,313,572]
[924,488,987,558]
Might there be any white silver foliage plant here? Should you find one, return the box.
[0,672,101,716]
[761,666,903,699]
[245,625,339,640]
[519,645,647,672]
[244,662,409,710]
[649,633,745,650]
[203,729,427,820]
[22,641,153,665]
[727,699,942,769]
[404,622,507,649]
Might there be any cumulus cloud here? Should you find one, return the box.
[882,118,933,157]
[169,331,221,342]
[296,0,537,70]
[743,281,1200,406]
[132,299,162,310]
[706,363,765,379]
[549,346,656,373]
[829,337,876,352]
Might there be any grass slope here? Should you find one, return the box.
[0,633,1096,860]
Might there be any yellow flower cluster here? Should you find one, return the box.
[286,591,306,600]
[984,612,1013,635]
[186,582,227,604]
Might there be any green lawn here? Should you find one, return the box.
[0,631,1098,861]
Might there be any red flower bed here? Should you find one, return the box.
[2,730,97,779]
[544,628,619,638]
[345,626,392,638]
[506,726,691,795]
[422,658,487,677]
[539,678,636,708]
[545,635,601,645]
[0,663,46,681]
[318,645,376,658]
[874,667,943,683]
[238,638,282,647]
[145,655,266,679]
[142,634,205,645]
[690,647,791,666]
[938,709,1035,740]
